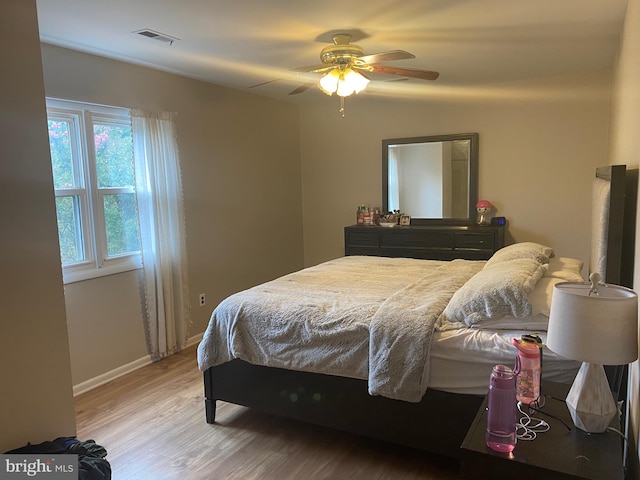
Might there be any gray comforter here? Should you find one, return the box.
[197,256,484,402]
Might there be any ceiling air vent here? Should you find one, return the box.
[133,28,180,45]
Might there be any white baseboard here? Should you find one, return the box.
[185,333,203,347]
[72,356,153,397]
[72,333,204,397]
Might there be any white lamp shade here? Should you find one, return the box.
[547,281,638,365]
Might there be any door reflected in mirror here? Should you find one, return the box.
[382,133,478,225]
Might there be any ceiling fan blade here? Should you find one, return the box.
[289,84,313,95]
[249,79,280,89]
[290,64,333,73]
[369,64,439,81]
[358,50,415,64]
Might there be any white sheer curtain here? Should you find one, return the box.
[132,109,191,360]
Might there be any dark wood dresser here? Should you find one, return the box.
[344,224,505,261]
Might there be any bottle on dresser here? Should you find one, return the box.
[362,206,371,225]
[356,205,365,224]
[371,207,380,226]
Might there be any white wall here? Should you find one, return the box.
[40,44,304,386]
[609,0,640,476]
[299,70,612,268]
[0,0,76,452]
[63,271,147,386]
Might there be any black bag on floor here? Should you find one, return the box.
[5,437,111,480]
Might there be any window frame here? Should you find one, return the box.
[46,98,141,284]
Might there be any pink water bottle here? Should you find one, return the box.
[512,337,541,405]
[486,364,517,453]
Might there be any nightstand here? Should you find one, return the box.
[460,381,625,480]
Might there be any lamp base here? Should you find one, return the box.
[566,362,618,433]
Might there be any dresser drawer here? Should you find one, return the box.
[345,230,379,247]
[454,233,495,250]
[381,231,453,249]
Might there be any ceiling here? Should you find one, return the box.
[35,0,628,103]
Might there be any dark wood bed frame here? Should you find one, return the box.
[202,165,637,459]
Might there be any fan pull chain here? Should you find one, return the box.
[340,96,345,117]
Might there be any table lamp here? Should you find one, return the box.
[546,273,638,433]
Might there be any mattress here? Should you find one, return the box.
[429,327,580,395]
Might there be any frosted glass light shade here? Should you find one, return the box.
[341,68,369,95]
[318,69,340,95]
[318,67,369,97]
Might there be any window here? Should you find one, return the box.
[47,98,141,283]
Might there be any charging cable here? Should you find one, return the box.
[517,401,550,440]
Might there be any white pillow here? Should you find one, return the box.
[544,256,584,281]
[528,277,564,317]
[484,242,554,268]
[530,257,585,317]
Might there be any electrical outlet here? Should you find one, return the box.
[199,293,206,306]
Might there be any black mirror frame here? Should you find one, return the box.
[382,132,479,225]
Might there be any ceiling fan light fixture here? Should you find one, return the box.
[342,67,369,95]
[318,67,369,97]
[318,68,340,95]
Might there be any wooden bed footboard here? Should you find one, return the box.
[204,360,484,458]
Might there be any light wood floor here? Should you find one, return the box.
[74,345,461,480]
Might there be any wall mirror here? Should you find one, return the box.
[382,133,478,225]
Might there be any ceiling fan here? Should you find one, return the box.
[287,33,440,97]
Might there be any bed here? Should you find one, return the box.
[197,164,637,458]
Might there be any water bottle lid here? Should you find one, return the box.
[512,337,541,358]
